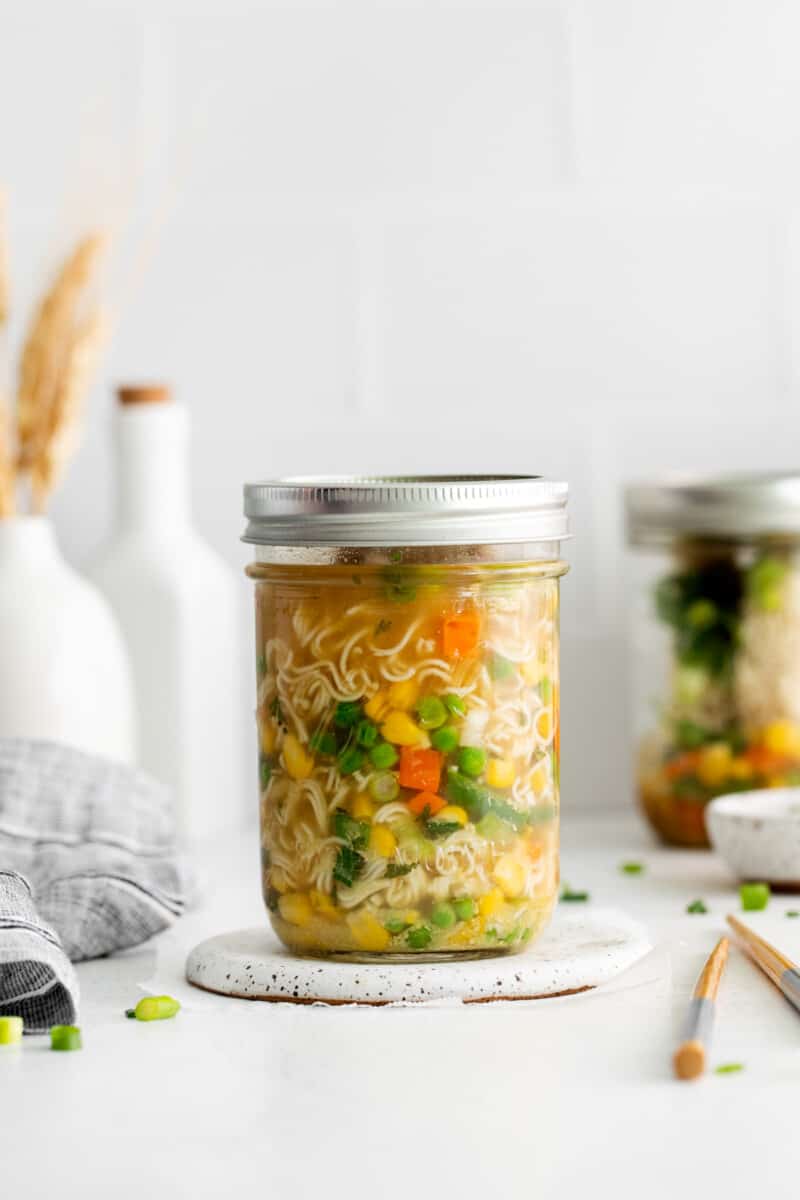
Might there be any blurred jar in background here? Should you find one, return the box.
[626,472,800,848]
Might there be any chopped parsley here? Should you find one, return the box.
[424,819,463,840]
[560,887,589,903]
[687,899,708,914]
[787,911,800,919]
[385,862,415,878]
[332,844,366,888]
[620,861,645,875]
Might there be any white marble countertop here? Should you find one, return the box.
[4,812,800,1200]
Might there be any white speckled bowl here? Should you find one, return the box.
[707,788,800,890]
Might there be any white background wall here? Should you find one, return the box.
[4,0,800,810]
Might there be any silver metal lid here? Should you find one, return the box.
[243,475,569,547]
[626,470,800,544]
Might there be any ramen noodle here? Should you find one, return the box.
[251,562,562,958]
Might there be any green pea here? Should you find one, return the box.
[431,902,456,929]
[309,729,337,755]
[50,1024,82,1051]
[384,915,411,935]
[415,696,447,730]
[369,741,398,769]
[443,694,466,718]
[458,746,486,778]
[126,996,181,1022]
[356,720,379,748]
[0,1016,23,1045]
[406,926,433,950]
[430,726,459,753]
[452,897,477,921]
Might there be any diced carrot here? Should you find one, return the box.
[399,746,442,793]
[663,751,700,781]
[743,746,786,775]
[407,790,447,816]
[441,610,481,659]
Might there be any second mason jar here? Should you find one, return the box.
[243,476,570,960]
[627,471,800,847]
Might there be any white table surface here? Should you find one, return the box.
[4,812,800,1200]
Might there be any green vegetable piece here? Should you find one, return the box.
[406,925,433,950]
[309,729,337,755]
[383,570,417,603]
[256,653,266,679]
[334,701,362,728]
[385,862,414,878]
[686,599,718,629]
[489,653,516,682]
[368,771,400,803]
[539,676,552,703]
[127,996,181,1022]
[620,861,645,875]
[430,726,459,753]
[787,911,800,918]
[458,746,486,778]
[259,758,272,789]
[747,557,787,612]
[431,902,457,929]
[687,899,708,914]
[715,1063,745,1075]
[475,810,517,845]
[560,887,589,903]
[424,820,462,840]
[740,882,770,912]
[333,809,369,849]
[443,693,466,718]
[452,897,477,921]
[445,770,491,820]
[369,741,398,770]
[333,845,366,888]
[0,1016,23,1045]
[384,915,411,934]
[50,1025,82,1051]
[338,747,365,776]
[415,695,447,730]
[674,720,712,750]
[520,927,533,943]
[356,720,379,748]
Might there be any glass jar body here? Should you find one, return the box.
[631,536,800,847]
[249,546,566,960]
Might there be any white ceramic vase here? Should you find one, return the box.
[0,515,136,761]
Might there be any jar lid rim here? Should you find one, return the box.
[626,470,800,543]
[242,475,569,547]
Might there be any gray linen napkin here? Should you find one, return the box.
[0,738,187,1033]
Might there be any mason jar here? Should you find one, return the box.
[243,476,570,960]
[626,472,800,847]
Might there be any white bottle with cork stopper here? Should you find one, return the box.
[90,385,242,840]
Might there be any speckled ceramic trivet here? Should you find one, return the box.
[185,907,650,1005]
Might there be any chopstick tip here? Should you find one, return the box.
[674,1041,705,1081]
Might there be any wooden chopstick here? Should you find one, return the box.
[726,915,800,1015]
[673,937,730,1080]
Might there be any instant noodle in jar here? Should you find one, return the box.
[626,472,800,848]
[243,476,570,960]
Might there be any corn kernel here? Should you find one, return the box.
[278,892,313,926]
[486,757,515,789]
[762,719,800,759]
[283,734,314,780]
[310,889,337,916]
[521,658,546,686]
[436,804,468,826]
[259,718,277,756]
[493,854,526,899]
[369,825,397,858]
[364,691,389,721]
[729,757,753,782]
[350,793,375,820]
[387,679,420,710]
[402,910,421,926]
[478,888,504,918]
[696,741,733,788]
[530,760,550,796]
[535,708,554,743]
[380,711,424,746]
[347,910,390,952]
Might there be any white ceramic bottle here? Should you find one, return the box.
[0,515,136,760]
[90,386,242,839]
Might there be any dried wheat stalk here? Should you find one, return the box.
[16,231,107,478]
[29,309,108,513]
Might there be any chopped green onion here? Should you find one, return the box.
[415,695,447,730]
[259,758,272,789]
[442,693,466,718]
[452,897,477,921]
[334,701,362,728]
[309,729,337,755]
[368,771,400,804]
[431,902,457,929]
[256,653,266,679]
[620,861,645,875]
[539,676,552,703]
[560,887,589,903]
[333,810,369,849]
[406,925,433,950]
[687,899,708,914]
[369,741,398,770]
[50,1025,82,1051]
[715,1062,744,1075]
[787,911,800,918]
[430,726,459,753]
[338,747,365,775]
[355,719,379,748]
[0,1016,23,1045]
[126,996,181,1022]
[740,882,770,912]
[458,746,486,778]
[489,653,516,682]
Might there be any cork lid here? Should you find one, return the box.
[117,384,171,406]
